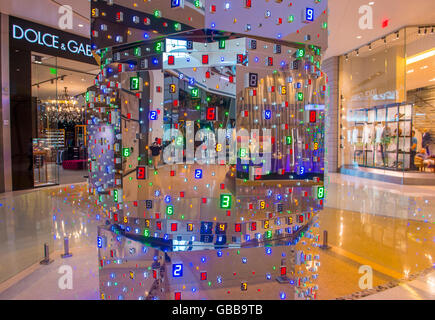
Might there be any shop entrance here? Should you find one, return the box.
[31,53,98,187]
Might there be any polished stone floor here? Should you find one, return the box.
[0,169,434,300]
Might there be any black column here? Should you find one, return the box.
[9,47,34,190]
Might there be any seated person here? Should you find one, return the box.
[416,149,435,171]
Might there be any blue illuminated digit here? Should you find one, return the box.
[172,264,183,277]
[195,169,202,179]
[306,8,314,21]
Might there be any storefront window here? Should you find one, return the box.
[31,54,97,187]
[339,26,435,176]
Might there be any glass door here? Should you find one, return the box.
[32,53,60,187]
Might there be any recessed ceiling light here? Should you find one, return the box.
[356,35,362,39]
[78,24,84,27]
[429,78,435,82]
[407,69,414,73]
[421,65,428,69]
[369,1,375,5]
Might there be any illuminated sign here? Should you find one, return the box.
[195,169,203,179]
[296,48,305,58]
[286,136,292,145]
[149,111,158,120]
[303,7,315,23]
[206,107,217,121]
[136,166,146,180]
[172,263,183,278]
[130,76,141,91]
[264,110,272,120]
[215,223,227,234]
[241,282,248,291]
[172,264,183,277]
[155,41,164,53]
[309,110,317,123]
[235,223,241,232]
[219,39,226,49]
[10,17,95,64]
[317,186,325,199]
[166,205,174,215]
[220,194,231,209]
[122,147,130,157]
[191,88,200,98]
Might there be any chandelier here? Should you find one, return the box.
[43,87,85,124]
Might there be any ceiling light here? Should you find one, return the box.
[406,49,435,65]
[369,1,375,5]
[356,35,362,39]
[420,65,428,69]
[78,24,84,27]
[429,78,435,82]
[407,69,414,73]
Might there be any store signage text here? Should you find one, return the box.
[12,24,92,58]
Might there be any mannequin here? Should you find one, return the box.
[422,128,433,156]
[374,122,383,166]
[352,127,359,145]
[380,121,390,167]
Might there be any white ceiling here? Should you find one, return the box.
[326,0,435,59]
[3,0,435,58]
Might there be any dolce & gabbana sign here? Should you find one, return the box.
[9,16,96,65]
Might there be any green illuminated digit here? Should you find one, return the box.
[317,186,324,199]
[220,194,231,209]
[166,205,174,215]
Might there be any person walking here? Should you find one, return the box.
[149,138,162,170]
